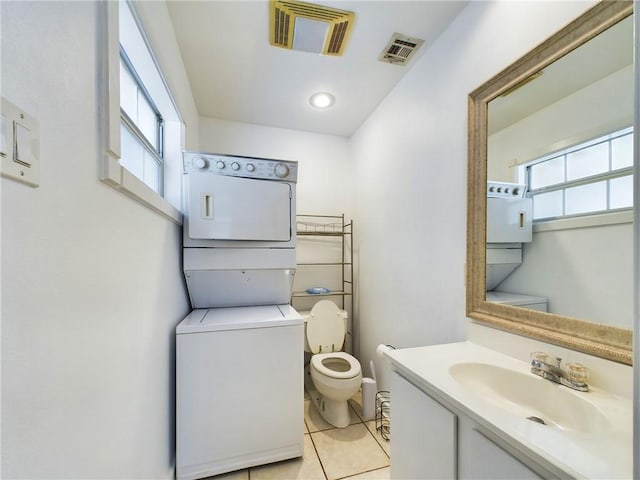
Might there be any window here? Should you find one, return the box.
[521,127,633,221]
[99,0,183,223]
[119,52,163,193]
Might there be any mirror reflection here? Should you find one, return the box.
[485,15,634,330]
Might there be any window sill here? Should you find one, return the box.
[99,1,181,226]
[533,209,632,232]
[101,151,182,224]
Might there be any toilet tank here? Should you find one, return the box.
[299,308,348,353]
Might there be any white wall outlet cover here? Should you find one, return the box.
[1,97,40,187]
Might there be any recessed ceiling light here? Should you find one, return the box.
[309,92,335,109]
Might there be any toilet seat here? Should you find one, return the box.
[311,352,361,379]
[306,300,346,354]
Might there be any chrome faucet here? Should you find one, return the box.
[530,352,589,392]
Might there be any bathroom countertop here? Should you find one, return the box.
[384,341,633,479]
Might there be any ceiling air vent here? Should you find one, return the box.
[270,0,355,56]
[378,33,425,66]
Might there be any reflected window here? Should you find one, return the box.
[522,127,633,220]
[532,190,563,219]
[530,156,564,189]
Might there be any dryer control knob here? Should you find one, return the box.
[231,162,240,171]
[246,163,255,172]
[194,157,209,169]
[274,163,289,178]
[216,160,226,169]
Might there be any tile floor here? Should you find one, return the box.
[206,390,391,480]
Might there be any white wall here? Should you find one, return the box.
[350,0,597,391]
[498,222,634,328]
[1,1,197,478]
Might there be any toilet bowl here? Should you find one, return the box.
[303,300,362,428]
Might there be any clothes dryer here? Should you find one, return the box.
[181,152,298,308]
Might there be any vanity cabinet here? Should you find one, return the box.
[390,371,550,480]
[457,417,543,479]
[390,371,456,479]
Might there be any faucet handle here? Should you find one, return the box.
[566,362,589,384]
[530,351,548,364]
[530,352,548,374]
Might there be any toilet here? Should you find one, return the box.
[302,300,362,428]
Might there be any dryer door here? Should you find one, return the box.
[188,173,292,241]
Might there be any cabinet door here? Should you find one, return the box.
[458,418,544,480]
[390,372,457,479]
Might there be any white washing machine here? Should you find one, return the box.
[176,304,304,480]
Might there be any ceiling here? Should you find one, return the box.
[166,0,468,137]
[488,15,634,134]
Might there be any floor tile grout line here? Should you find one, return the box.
[362,423,391,463]
[334,465,390,480]
[306,422,363,434]
[347,399,390,460]
[311,422,390,480]
[305,409,363,434]
[304,391,387,480]
[348,403,366,425]
[224,395,385,480]
[363,421,390,459]
[308,429,330,480]
[348,400,364,421]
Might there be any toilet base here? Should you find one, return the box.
[305,367,352,428]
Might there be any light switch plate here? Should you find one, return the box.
[1,97,39,187]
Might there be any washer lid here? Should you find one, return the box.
[306,300,345,354]
[176,304,302,334]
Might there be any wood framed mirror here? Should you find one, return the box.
[467,1,633,365]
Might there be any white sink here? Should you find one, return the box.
[449,362,609,434]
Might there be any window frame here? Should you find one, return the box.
[119,48,165,195]
[98,0,182,224]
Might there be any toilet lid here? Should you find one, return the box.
[306,300,345,354]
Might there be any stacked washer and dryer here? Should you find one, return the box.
[486,181,548,310]
[176,152,303,480]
